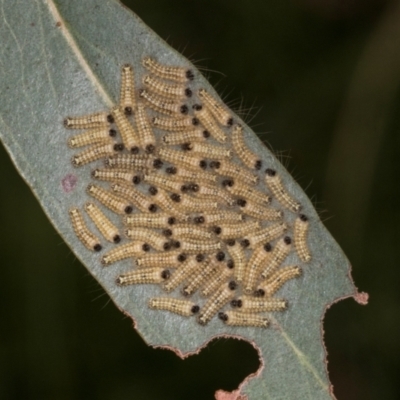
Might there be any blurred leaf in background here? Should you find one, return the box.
[0,0,399,399]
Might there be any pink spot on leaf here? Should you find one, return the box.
[62,174,77,193]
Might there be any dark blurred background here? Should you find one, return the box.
[1,0,399,399]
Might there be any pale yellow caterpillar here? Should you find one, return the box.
[72,142,123,167]
[69,207,102,252]
[123,213,176,229]
[294,214,311,262]
[139,89,188,116]
[218,311,269,328]
[136,104,156,153]
[148,297,199,317]
[119,64,136,115]
[163,256,204,293]
[232,125,262,170]
[193,104,227,143]
[256,266,302,297]
[210,160,259,184]
[86,184,133,215]
[101,241,150,266]
[243,243,273,294]
[264,168,301,212]
[64,112,113,130]
[260,236,292,279]
[111,182,158,213]
[136,250,187,268]
[111,106,140,153]
[198,88,233,127]
[242,222,288,248]
[197,281,237,325]
[162,129,208,145]
[84,202,121,244]
[116,267,170,286]
[91,168,141,185]
[143,74,192,99]
[142,57,194,82]
[67,127,116,148]
[232,296,288,312]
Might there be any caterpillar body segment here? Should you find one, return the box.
[294,215,311,262]
[197,281,237,325]
[142,173,187,194]
[123,213,177,229]
[210,159,259,184]
[84,202,121,243]
[111,182,158,214]
[163,257,204,293]
[200,263,234,297]
[198,89,233,127]
[142,57,194,82]
[119,64,136,114]
[243,222,288,249]
[125,228,171,251]
[232,125,262,170]
[72,142,122,167]
[260,237,292,279]
[243,244,273,294]
[193,211,244,226]
[104,153,159,171]
[139,89,188,116]
[136,250,186,268]
[168,224,213,241]
[264,169,301,212]
[86,184,133,215]
[91,168,140,184]
[117,267,170,286]
[219,311,269,328]
[177,239,222,254]
[233,296,288,312]
[256,266,302,297]
[158,147,207,171]
[162,129,208,145]
[64,112,112,130]
[143,74,192,99]
[149,297,199,317]
[237,199,283,221]
[147,187,189,221]
[225,241,247,283]
[215,221,261,240]
[111,106,140,153]
[182,260,219,296]
[69,208,102,252]
[175,194,219,213]
[165,166,217,184]
[68,127,116,148]
[183,142,232,159]
[191,184,235,206]
[223,178,270,205]
[193,105,227,143]
[152,115,194,132]
[136,104,156,153]
[101,241,149,266]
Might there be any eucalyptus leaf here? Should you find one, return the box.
[0,0,362,399]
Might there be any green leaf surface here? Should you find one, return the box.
[0,1,360,399]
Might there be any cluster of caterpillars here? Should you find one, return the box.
[65,57,311,329]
